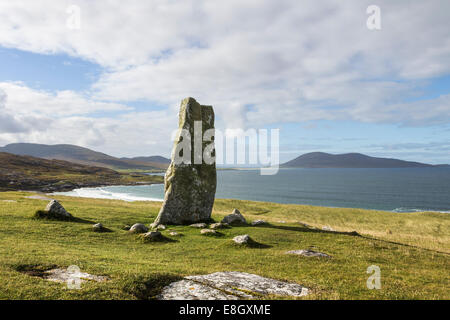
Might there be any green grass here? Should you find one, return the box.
[0,191,448,300]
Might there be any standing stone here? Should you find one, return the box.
[153,97,216,225]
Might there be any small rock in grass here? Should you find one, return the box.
[251,220,267,226]
[141,231,163,241]
[286,250,331,258]
[190,223,208,228]
[169,231,181,236]
[92,223,104,232]
[233,234,250,245]
[154,224,166,231]
[221,209,246,225]
[210,222,229,229]
[322,226,335,231]
[200,229,217,235]
[129,223,149,234]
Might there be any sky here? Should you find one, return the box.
[0,0,449,164]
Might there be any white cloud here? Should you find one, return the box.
[0,0,449,156]
[0,82,131,117]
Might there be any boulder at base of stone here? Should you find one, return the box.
[129,223,149,234]
[210,222,229,229]
[200,229,217,236]
[221,209,246,225]
[141,231,163,242]
[190,223,208,228]
[286,250,331,258]
[157,272,308,300]
[233,234,250,245]
[153,97,217,226]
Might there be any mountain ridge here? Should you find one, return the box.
[0,143,169,170]
[281,152,445,168]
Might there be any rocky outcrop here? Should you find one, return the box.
[153,98,216,225]
[157,272,309,300]
[45,200,73,219]
[221,209,246,225]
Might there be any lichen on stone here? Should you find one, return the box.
[153,97,216,225]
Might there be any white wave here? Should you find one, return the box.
[392,207,450,213]
[51,186,163,202]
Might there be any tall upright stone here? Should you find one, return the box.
[153,97,216,225]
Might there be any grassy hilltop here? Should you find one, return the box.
[0,152,163,192]
[0,191,448,300]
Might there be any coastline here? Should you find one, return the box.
[40,184,450,214]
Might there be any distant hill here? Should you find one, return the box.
[0,152,162,192]
[121,156,170,164]
[281,152,441,168]
[0,143,169,170]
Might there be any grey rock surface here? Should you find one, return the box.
[286,250,331,258]
[45,200,72,218]
[44,267,109,283]
[141,231,163,241]
[158,279,239,300]
[190,223,208,228]
[210,222,229,229]
[153,97,216,225]
[129,223,149,234]
[233,234,250,244]
[92,223,103,232]
[158,272,308,300]
[200,228,217,235]
[251,220,267,226]
[221,209,246,225]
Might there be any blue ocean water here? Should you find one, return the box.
[54,168,450,212]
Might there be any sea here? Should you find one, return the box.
[52,168,450,213]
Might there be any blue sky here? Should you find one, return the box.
[0,1,449,164]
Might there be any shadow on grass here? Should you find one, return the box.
[93,227,114,233]
[140,234,179,243]
[257,223,361,237]
[259,223,450,255]
[12,263,58,278]
[122,273,183,300]
[33,210,95,224]
[232,238,272,249]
